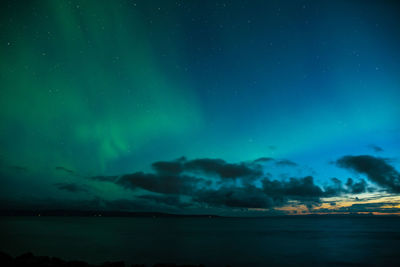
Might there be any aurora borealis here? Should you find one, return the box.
[1,0,400,215]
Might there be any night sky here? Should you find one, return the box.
[1,0,400,216]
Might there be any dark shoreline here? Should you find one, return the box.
[0,251,208,267]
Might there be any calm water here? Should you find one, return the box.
[1,216,400,266]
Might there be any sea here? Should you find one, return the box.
[1,216,400,266]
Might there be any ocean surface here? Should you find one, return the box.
[1,216,400,266]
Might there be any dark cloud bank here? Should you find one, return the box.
[70,155,399,213]
[4,155,398,214]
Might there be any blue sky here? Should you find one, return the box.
[0,0,400,215]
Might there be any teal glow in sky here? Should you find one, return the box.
[1,0,400,215]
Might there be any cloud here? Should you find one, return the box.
[152,158,184,175]
[263,176,324,203]
[253,157,274,163]
[345,178,368,194]
[323,178,345,197]
[275,159,298,167]
[194,185,273,209]
[54,183,88,193]
[315,202,400,214]
[323,177,369,196]
[186,158,262,179]
[116,172,204,195]
[104,198,167,212]
[336,155,400,193]
[193,176,345,209]
[82,156,399,212]
[55,166,77,176]
[93,172,329,210]
[368,144,384,153]
[151,157,262,179]
[3,152,398,215]
[138,194,192,209]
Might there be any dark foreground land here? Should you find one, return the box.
[0,251,207,267]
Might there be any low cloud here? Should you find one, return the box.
[324,177,370,196]
[90,157,348,211]
[194,185,273,209]
[263,176,323,202]
[316,202,400,214]
[54,183,88,193]
[7,154,398,215]
[138,194,192,209]
[336,155,400,193]
[116,172,204,195]
[345,178,368,194]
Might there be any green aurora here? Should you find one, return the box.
[1,0,400,215]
